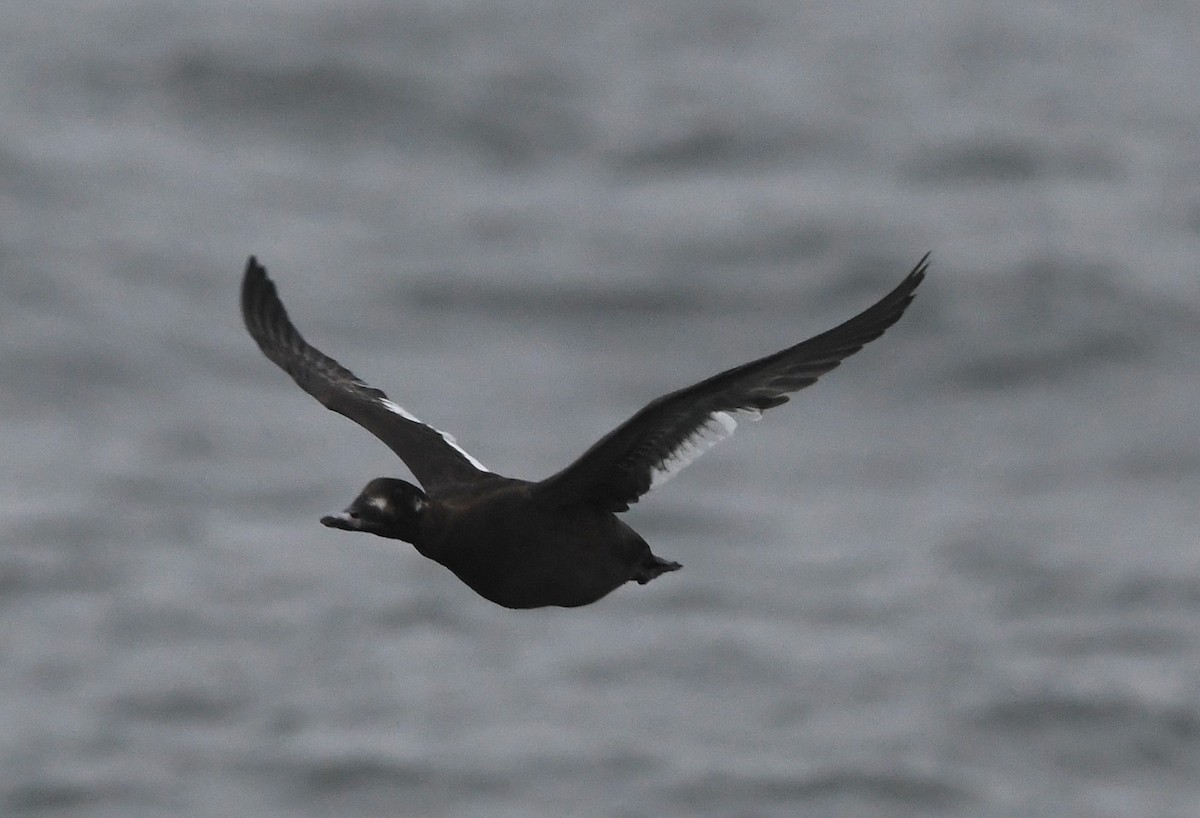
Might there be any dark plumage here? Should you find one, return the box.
[241,254,927,608]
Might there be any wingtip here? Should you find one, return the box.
[892,251,930,303]
[911,251,932,281]
[244,255,266,277]
[240,254,281,333]
[912,250,931,278]
[241,256,277,311]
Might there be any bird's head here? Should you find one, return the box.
[320,477,428,543]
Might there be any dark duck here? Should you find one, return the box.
[241,254,927,608]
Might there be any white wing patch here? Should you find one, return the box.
[647,407,762,490]
[378,398,490,472]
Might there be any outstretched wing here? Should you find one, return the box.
[534,254,928,512]
[240,256,490,491]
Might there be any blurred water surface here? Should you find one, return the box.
[2,1,1199,816]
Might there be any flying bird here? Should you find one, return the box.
[241,254,927,608]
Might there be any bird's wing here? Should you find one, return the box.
[533,254,928,512]
[240,257,490,492]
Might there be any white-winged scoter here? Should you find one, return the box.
[241,254,927,608]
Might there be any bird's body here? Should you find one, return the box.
[241,254,927,608]
[412,478,671,608]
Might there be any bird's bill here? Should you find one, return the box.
[320,511,361,531]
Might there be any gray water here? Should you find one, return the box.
[3,1,1199,816]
